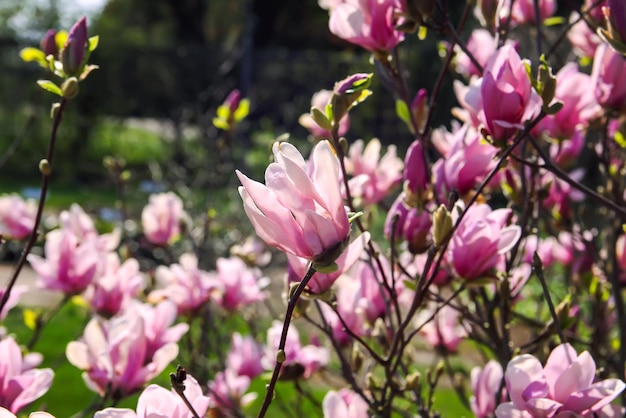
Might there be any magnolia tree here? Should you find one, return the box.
[3,0,626,417]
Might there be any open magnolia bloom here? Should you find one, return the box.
[237,140,365,272]
[496,343,626,417]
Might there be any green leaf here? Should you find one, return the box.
[212,117,230,130]
[615,131,626,148]
[311,107,332,131]
[88,35,99,52]
[37,80,63,96]
[55,31,68,50]
[395,99,411,125]
[234,98,250,122]
[20,47,45,63]
[543,16,565,26]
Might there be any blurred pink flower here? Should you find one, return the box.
[328,0,404,53]
[0,408,55,418]
[534,63,600,139]
[0,195,36,240]
[323,389,369,418]
[471,360,505,418]
[345,138,403,205]
[499,0,556,25]
[286,232,369,294]
[59,204,120,252]
[141,192,187,245]
[83,254,145,317]
[448,203,521,280]
[28,229,99,295]
[230,237,272,267]
[416,303,467,352]
[454,29,498,79]
[131,301,189,359]
[94,375,210,418]
[464,45,542,142]
[40,29,58,57]
[495,343,626,417]
[264,320,329,379]
[66,303,186,398]
[299,89,350,138]
[567,13,601,59]
[591,43,626,112]
[0,337,53,414]
[0,286,26,321]
[236,140,354,264]
[403,139,429,196]
[61,16,87,76]
[213,256,268,311]
[208,369,257,411]
[226,332,265,379]
[431,124,498,201]
[150,253,221,314]
[318,275,367,345]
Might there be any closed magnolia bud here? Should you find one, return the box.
[60,17,88,76]
[432,204,453,248]
[39,159,52,176]
[61,77,79,99]
[40,29,58,58]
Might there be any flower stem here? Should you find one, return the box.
[0,98,68,315]
[257,265,316,418]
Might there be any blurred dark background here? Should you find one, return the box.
[0,0,583,185]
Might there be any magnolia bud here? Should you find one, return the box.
[61,77,79,99]
[39,159,52,176]
[60,17,88,76]
[40,29,58,58]
[432,204,453,248]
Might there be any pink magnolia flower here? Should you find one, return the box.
[59,204,120,252]
[591,43,626,112]
[61,16,88,76]
[141,192,187,245]
[384,194,432,254]
[299,90,350,138]
[230,237,272,267]
[495,343,626,417]
[208,369,257,411]
[0,195,36,240]
[83,254,145,317]
[94,375,210,418]
[431,124,498,201]
[226,333,265,379]
[0,407,55,418]
[318,275,367,345]
[236,140,355,264]
[0,286,26,321]
[471,360,505,418]
[403,139,429,196]
[28,229,100,295]
[567,13,601,59]
[454,29,498,79]
[323,389,369,418]
[464,45,543,142]
[264,320,329,379]
[328,0,404,53]
[416,303,467,352]
[131,301,189,359]
[617,235,626,282]
[448,203,521,280]
[213,256,268,311]
[499,0,556,25]
[541,171,585,222]
[399,250,451,288]
[149,253,221,314]
[66,303,186,398]
[345,138,404,205]
[40,29,58,57]
[0,337,53,414]
[534,63,600,140]
[286,232,369,294]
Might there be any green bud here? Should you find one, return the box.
[50,102,61,119]
[61,77,79,99]
[405,371,421,391]
[39,159,52,176]
[276,349,286,364]
[432,204,453,248]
